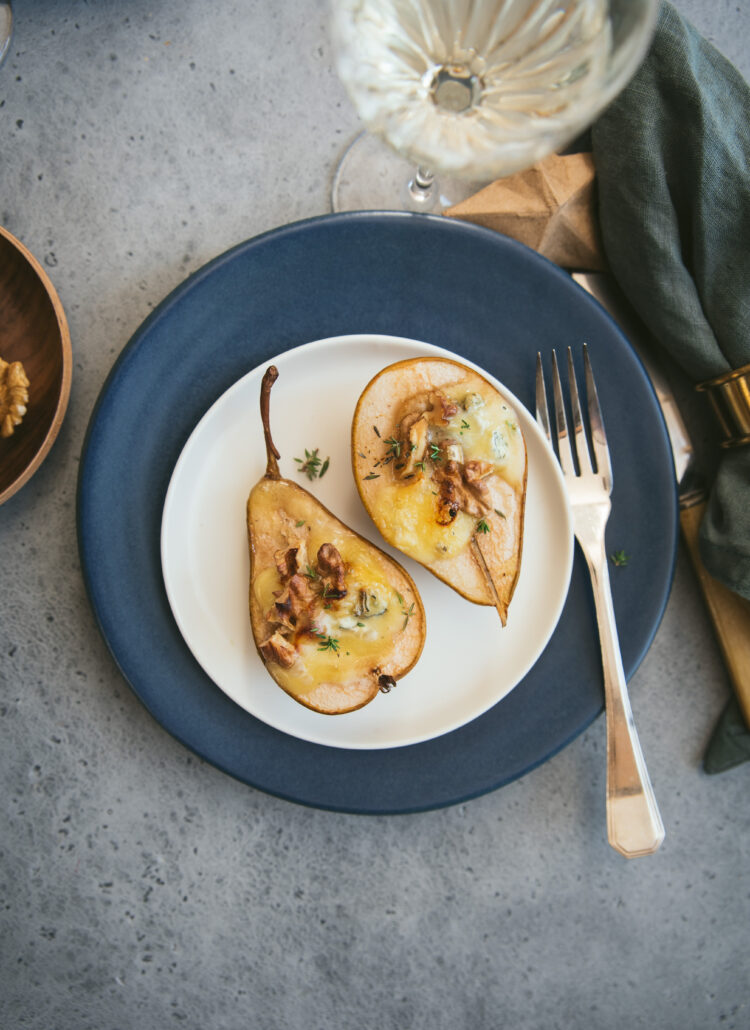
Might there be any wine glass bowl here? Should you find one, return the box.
[331,0,659,211]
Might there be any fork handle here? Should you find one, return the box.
[584,542,666,858]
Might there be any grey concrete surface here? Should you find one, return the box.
[1,2,748,1028]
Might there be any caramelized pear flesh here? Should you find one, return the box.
[247,366,425,715]
[351,357,527,626]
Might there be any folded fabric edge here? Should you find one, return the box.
[698,538,750,603]
[703,695,750,773]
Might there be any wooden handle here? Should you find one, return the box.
[680,501,750,727]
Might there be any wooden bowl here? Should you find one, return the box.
[0,225,72,505]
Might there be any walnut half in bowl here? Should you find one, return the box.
[0,357,30,438]
[0,225,72,505]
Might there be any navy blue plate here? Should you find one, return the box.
[77,212,677,814]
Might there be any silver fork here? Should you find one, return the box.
[536,345,665,858]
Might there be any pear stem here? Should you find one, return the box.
[260,365,282,479]
[471,538,507,627]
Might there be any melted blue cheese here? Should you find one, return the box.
[252,534,407,697]
[442,383,525,489]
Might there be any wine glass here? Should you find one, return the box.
[330,0,659,212]
[0,3,12,69]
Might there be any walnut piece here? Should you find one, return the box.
[258,630,297,669]
[0,358,30,438]
[315,543,347,599]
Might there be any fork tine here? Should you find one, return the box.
[583,344,613,487]
[535,352,552,443]
[566,347,593,475]
[550,350,576,475]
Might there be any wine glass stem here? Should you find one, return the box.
[408,166,436,206]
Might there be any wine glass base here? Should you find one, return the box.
[330,132,488,214]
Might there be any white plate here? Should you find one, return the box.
[161,334,573,750]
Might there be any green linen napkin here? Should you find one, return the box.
[591,1,750,598]
[591,2,750,771]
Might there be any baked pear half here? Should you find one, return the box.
[247,366,426,715]
[352,357,527,626]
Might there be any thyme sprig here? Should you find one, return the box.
[396,592,415,630]
[294,448,330,480]
[384,437,402,459]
